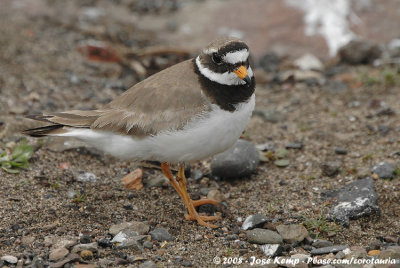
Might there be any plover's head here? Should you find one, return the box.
[196,37,253,86]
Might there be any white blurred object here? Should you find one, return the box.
[286,0,371,57]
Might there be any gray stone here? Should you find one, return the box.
[109,221,150,236]
[149,228,175,242]
[116,235,147,250]
[312,239,333,248]
[338,39,381,65]
[207,189,223,202]
[49,253,79,268]
[294,53,323,71]
[1,255,18,264]
[322,177,380,226]
[76,172,97,182]
[246,228,283,245]
[49,247,69,261]
[334,147,348,155]
[242,214,268,230]
[371,161,395,179]
[311,245,348,255]
[211,140,259,178]
[143,241,153,249]
[368,239,382,250]
[199,188,209,196]
[140,260,157,268]
[259,244,282,257]
[285,141,303,150]
[276,224,309,243]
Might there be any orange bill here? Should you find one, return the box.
[233,65,248,80]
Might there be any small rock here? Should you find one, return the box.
[276,224,309,243]
[211,140,259,178]
[321,161,341,177]
[207,189,223,202]
[76,172,97,182]
[294,53,323,71]
[49,253,80,268]
[79,233,92,244]
[140,260,157,268]
[334,147,348,155]
[145,176,167,188]
[194,234,203,241]
[259,244,282,257]
[66,189,78,199]
[368,239,382,250]
[376,106,395,116]
[49,236,78,250]
[322,177,380,226]
[71,242,98,254]
[1,255,18,264]
[149,228,175,242]
[368,249,381,256]
[285,141,303,150]
[242,214,268,230]
[191,169,203,181]
[313,239,333,248]
[182,260,192,267]
[199,188,209,196]
[49,247,69,261]
[80,250,93,260]
[111,229,141,243]
[256,142,275,152]
[371,161,395,179]
[109,221,150,236]
[311,245,348,255]
[246,228,283,245]
[143,241,153,249]
[21,236,35,245]
[338,39,381,65]
[380,246,400,260]
[274,159,290,167]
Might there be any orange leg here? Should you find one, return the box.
[161,162,220,228]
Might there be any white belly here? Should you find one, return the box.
[58,94,255,163]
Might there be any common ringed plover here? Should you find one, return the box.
[24,37,256,228]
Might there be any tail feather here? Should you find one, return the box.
[22,125,67,137]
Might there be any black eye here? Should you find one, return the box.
[211,53,222,65]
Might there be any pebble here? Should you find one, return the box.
[109,221,150,236]
[368,239,382,250]
[371,161,395,179]
[191,169,203,181]
[259,244,282,257]
[311,245,348,255]
[71,242,98,253]
[76,172,97,182]
[338,39,381,65]
[211,140,259,178]
[182,260,192,267]
[312,239,333,248]
[368,249,381,256]
[140,260,157,268]
[143,241,153,249]
[194,234,203,241]
[149,228,175,242]
[285,141,303,150]
[66,189,78,199]
[276,224,309,243]
[21,235,35,245]
[199,188,209,196]
[145,176,167,188]
[1,255,18,264]
[334,147,348,155]
[246,228,283,245]
[242,214,268,230]
[49,247,69,261]
[321,161,341,177]
[207,189,224,202]
[80,250,93,260]
[49,253,80,268]
[79,233,92,244]
[322,177,380,226]
[293,53,323,71]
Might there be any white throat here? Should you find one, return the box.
[195,56,253,86]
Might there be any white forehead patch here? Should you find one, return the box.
[223,49,249,64]
[203,48,217,55]
[195,56,253,86]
